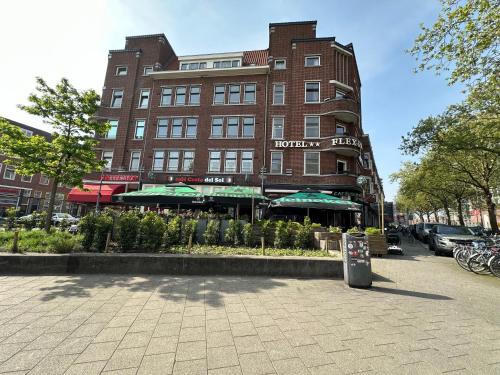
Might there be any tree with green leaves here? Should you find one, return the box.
[409,0,499,87]
[0,78,109,232]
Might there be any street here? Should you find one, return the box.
[0,238,498,375]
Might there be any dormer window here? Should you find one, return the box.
[181,62,207,70]
[213,60,240,68]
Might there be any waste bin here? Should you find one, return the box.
[342,232,372,288]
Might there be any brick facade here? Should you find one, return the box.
[92,21,383,221]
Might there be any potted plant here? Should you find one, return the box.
[364,227,387,256]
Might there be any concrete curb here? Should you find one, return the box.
[0,253,343,278]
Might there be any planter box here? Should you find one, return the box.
[314,232,342,250]
[367,234,388,256]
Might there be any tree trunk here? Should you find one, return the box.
[433,210,439,223]
[457,199,465,226]
[444,205,451,225]
[484,192,499,234]
[418,212,424,221]
[44,176,59,232]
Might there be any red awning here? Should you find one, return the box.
[67,184,126,204]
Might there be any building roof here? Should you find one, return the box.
[243,50,269,66]
[269,21,317,27]
[125,33,167,40]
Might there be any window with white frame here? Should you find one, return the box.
[153,151,165,171]
[209,151,221,172]
[129,151,141,171]
[227,117,239,138]
[171,118,183,138]
[225,151,237,173]
[138,89,150,108]
[274,59,286,70]
[135,120,145,139]
[335,87,348,99]
[242,117,255,138]
[336,124,346,135]
[273,83,285,105]
[157,119,168,138]
[189,86,201,105]
[21,175,32,183]
[305,82,320,103]
[186,118,198,138]
[305,56,320,67]
[211,117,223,138]
[241,151,253,173]
[111,89,123,108]
[116,66,127,76]
[272,117,284,139]
[213,60,240,68]
[270,152,283,174]
[21,129,33,137]
[213,85,225,104]
[39,174,49,185]
[304,116,320,138]
[143,66,153,75]
[183,151,195,172]
[229,85,240,104]
[167,151,180,171]
[161,87,173,106]
[304,152,320,175]
[102,151,113,171]
[106,120,118,139]
[243,84,256,103]
[3,165,15,180]
[175,87,186,105]
[337,159,347,173]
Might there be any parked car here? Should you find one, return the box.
[416,223,437,243]
[51,213,79,226]
[428,225,485,256]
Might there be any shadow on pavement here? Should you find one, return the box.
[38,275,288,307]
[369,285,453,300]
[371,273,394,283]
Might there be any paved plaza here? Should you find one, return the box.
[0,239,498,375]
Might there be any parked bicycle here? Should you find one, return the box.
[453,237,500,278]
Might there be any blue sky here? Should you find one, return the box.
[0,0,465,200]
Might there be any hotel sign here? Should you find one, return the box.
[274,140,320,148]
[331,136,362,150]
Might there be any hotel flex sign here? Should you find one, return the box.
[274,136,362,149]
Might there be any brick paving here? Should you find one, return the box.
[0,238,498,374]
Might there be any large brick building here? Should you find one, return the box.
[0,118,69,217]
[84,21,383,226]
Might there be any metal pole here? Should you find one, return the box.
[95,169,104,213]
[251,195,255,225]
[380,192,385,234]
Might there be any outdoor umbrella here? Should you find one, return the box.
[209,186,268,223]
[270,191,361,215]
[113,183,204,207]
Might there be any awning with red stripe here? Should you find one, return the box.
[67,184,126,203]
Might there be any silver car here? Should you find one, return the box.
[428,225,484,256]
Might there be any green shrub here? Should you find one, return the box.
[260,220,272,246]
[117,210,140,252]
[6,207,18,230]
[59,218,71,232]
[204,219,219,245]
[139,212,166,252]
[20,215,36,231]
[224,219,243,246]
[242,223,254,247]
[294,217,313,249]
[347,226,361,234]
[94,214,113,252]
[0,230,82,253]
[36,211,47,229]
[274,220,291,248]
[78,214,96,251]
[182,219,198,245]
[328,226,342,234]
[365,227,381,235]
[165,216,182,247]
